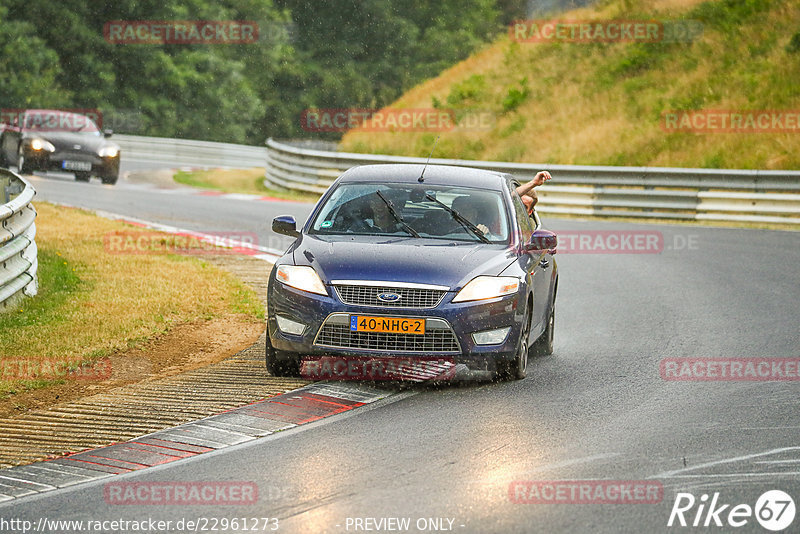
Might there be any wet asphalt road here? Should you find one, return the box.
[2,164,799,533]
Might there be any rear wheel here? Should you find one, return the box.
[75,172,91,182]
[265,335,300,377]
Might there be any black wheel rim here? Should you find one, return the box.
[518,314,530,375]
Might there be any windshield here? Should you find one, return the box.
[23,111,101,135]
[309,182,509,243]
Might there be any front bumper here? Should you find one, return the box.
[268,281,525,372]
[24,148,119,177]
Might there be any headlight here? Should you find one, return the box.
[98,146,119,158]
[29,138,55,152]
[275,265,327,295]
[452,276,520,303]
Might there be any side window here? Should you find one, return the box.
[511,192,534,243]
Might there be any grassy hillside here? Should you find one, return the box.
[340,0,800,170]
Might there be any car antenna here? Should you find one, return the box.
[418,135,439,183]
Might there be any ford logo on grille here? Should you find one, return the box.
[377,292,401,302]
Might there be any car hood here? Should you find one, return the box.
[290,235,517,290]
[24,131,117,152]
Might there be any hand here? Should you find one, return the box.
[531,170,552,187]
[476,224,489,235]
[515,171,552,198]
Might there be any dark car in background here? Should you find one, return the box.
[267,164,558,381]
[0,109,120,184]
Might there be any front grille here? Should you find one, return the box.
[315,322,460,353]
[334,284,446,309]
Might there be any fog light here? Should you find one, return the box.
[472,327,511,345]
[276,315,306,335]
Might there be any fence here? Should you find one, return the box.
[264,138,800,225]
[0,169,37,311]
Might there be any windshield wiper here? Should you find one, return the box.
[424,193,490,243]
[375,191,421,238]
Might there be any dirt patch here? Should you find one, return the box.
[124,168,188,189]
[0,314,263,418]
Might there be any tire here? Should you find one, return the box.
[101,174,118,185]
[533,303,555,357]
[497,305,531,381]
[75,172,91,182]
[17,145,33,174]
[0,136,8,168]
[265,335,300,377]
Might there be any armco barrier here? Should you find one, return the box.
[264,138,800,225]
[0,169,37,311]
[114,134,268,169]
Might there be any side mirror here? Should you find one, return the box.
[526,229,557,253]
[103,129,114,138]
[272,215,300,238]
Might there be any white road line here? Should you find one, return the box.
[464,453,621,485]
[48,202,284,262]
[660,472,800,478]
[516,453,622,476]
[653,447,800,478]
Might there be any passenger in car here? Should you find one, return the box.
[450,171,552,236]
[516,171,552,214]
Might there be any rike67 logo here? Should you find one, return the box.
[668,490,795,531]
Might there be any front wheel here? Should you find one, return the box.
[497,306,531,381]
[0,137,8,167]
[17,145,33,174]
[533,304,555,356]
[265,335,300,377]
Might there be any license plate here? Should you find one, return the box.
[350,316,426,335]
[62,160,92,171]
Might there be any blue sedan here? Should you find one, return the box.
[266,164,558,381]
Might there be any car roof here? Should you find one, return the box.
[337,164,513,190]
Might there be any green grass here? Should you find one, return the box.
[0,250,84,395]
[1,249,84,332]
[0,203,265,399]
[340,0,800,171]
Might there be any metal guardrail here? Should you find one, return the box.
[0,169,38,312]
[114,134,268,169]
[264,138,800,225]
